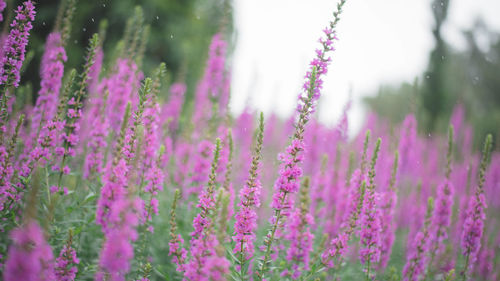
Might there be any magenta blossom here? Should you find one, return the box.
[0,0,36,88]
[3,221,55,281]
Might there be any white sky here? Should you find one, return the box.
[229,0,500,135]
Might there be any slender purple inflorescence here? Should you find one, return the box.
[192,33,228,135]
[403,197,435,281]
[186,140,213,198]
[340,168,363,227]
[83,96,109,178]
[285,177,315,280]
[233,113,264,275]
[97,78,151,231]
[103,58,141,132]
[0,0,35,88]
[184,139,230,281]
[97,156,129,231]
[96,197,142,281]
[0,115,23,212]
[169,189,187,272]
[379,151,399,270]
[359,138,382,278]
[256,1,346,278]
[430,181,454,245]
[30,32,67,138]
[161,82,186,134]
[427,128,455,274]
[398,114,418,175]
[52,34,99,189]
[321,179,367,270]
[460,134,493,280]
[140,64,165,230]
[55,233,79,281]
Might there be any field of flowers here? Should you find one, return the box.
[0,0,498,280]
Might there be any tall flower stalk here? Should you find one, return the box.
[169,189,187,273]
[96,78,151,231]
[256,1,347,279]
[95,78,153,281]
[184,138,230,281]
[315,181,366,275]
[427,126,454,274]
[379,151,399,270]
[233,112,264,279]
[403,197,435,281]
[359,138,382,280]
[0,0,35,140]
[0,0,35,89]
[55,230,79,281]
[29,0,75,141]
[54,34,99,185]
[307,133,370,280]
[285,176,315,279]
[459,134,493,280]
[0,114,23,212]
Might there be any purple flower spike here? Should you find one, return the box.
[0,1,36,88]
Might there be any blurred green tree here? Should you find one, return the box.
[421,0,450,132]
[16,0,232,105]
[364,0,499,148]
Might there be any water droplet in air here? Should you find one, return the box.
[170,34,174,39]
[156,16,159,20]
[83,28,86,32]
[425,75,430,79]
[74,40,78,44]
[103,3,106,7]
[91,18,95,23]
[440,2,444,6]
[441,55,445,60]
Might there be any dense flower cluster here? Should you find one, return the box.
[284,178,315,279]
[0,1,35,88]
[96,198,142,281]
[55,243,79,281]
[359,188,382,265]
[4,221,54,281]
[403,198,434,281]
[30,32,67,138]
[184,139,230,280]
[429,180,454,253]
[233,114,264,263]
[460,134,493,277]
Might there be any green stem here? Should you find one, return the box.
[366,258,371,280]
[240,240,245,279]
[461,252,470,281]
[256,192,288,280]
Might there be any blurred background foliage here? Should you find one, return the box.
[9,0,499,149]
[16,0,233,115]
[364,0,500,149]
